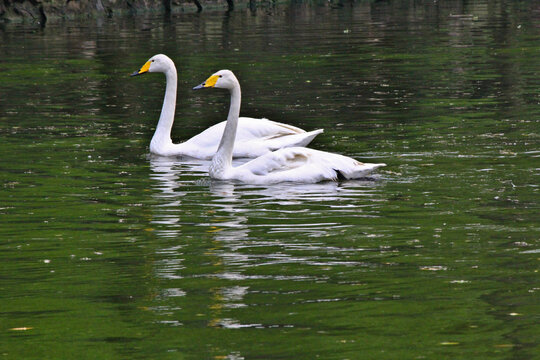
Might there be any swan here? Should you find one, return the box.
[131,54,323,159]
[193,70,386,184]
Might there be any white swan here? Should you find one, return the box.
[193,70,386,184]
[131,54,323,159]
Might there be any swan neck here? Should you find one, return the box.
[151,67,177,151]
[211,85,241,176]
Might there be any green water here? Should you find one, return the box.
[1,1,539,359]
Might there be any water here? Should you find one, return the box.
[1,1,539,358]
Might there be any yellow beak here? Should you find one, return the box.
[193,74,220,90]
[130,60,151,77]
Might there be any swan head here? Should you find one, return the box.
[192,70,239,91]
[131,54,175,76]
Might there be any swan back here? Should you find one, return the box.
[234,147,385,184]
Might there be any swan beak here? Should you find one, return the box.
[130,60,151,77]
[192,74,219,90]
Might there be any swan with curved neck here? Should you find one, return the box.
[193,70,386,184]
[131,54,323,159]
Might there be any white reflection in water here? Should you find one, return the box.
[148,156,385,318]
[149,155,385,252]
[157,157,379,238]
[209,177,382,203]
[149,155,209,199]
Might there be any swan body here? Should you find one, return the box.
[193,70,386,184]
[131,54,323,159]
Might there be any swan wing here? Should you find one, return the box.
[185,117,304,146]
[236,117,306,139]
[233,147,386,184]
[255,128,324,149]
[180,118,322,159]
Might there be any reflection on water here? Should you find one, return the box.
[149,155,386,240]
[148,156,388,331]
[148,155,387,267]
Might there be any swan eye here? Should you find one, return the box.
[219,75,223,78]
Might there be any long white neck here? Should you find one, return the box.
[150,65,177,153]
[210,83,241,178]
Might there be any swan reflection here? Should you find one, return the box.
[148,156,385,327]
[149,155,384,211]
[149,155,385,231]
[148,155,386,266]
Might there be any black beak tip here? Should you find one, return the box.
[193,83,205,90]
[130,71,140,77]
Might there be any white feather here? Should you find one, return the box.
[178,117,323,159]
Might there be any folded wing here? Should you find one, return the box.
[183,117,323,158]
[233,147,386,184]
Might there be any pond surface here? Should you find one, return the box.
[1,1,539,359]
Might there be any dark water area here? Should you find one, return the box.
[1,1,539,359]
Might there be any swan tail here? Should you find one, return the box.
[266,129,324,150]
[292,129,324,147]
[346,163,386,179]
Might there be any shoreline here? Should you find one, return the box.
[0,0,274,24]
